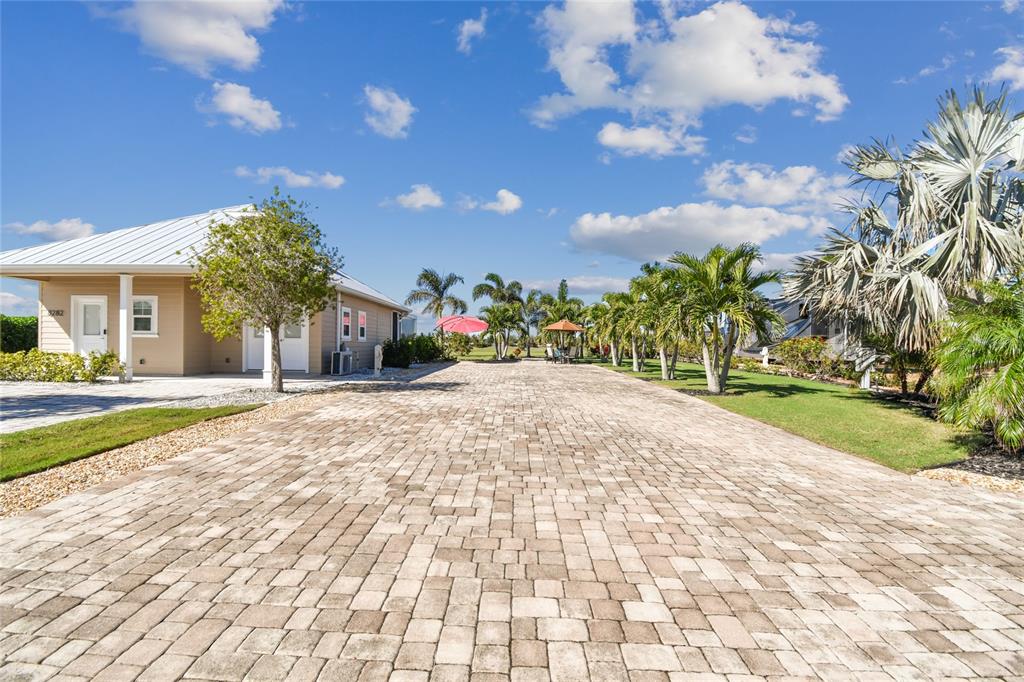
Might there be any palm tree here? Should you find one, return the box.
[472,273,524,306]
[405,268,468,345]
[540,279,585,350]
[931,279,1024,452]
[480,302,521,359]
[521,289,545,357]
[669,243,782,393]
[785,88,1024,393]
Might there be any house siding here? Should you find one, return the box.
[27,275,405,375]
[339,292,398,370]
[37,275,187,375]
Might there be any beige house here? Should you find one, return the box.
[0,205,410,381]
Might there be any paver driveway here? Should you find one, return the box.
[2,361,1023,681]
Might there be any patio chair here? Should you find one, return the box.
[564,346,579,364]
[545,345,556,363]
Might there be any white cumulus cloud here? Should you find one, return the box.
[457,9,488,55]
[206,82,282,133]
[569,201,828,262]
[531,0,847,154]
[459,189,524,215]
[391,184,444,211]
[235,166,344,189]
[0,291,35,315]
[4,218,95,241]
[482,189,523,215]
[700,160,850,214]
[597,122,706,158]
[105,0,284,77]
[992,46,1024,91]
[734,125,758,144]
[364,85,416,139]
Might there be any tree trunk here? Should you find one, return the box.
[631,338,639,372]
[701,339,721,394]
[525,326,532,358]
[718,322,737,393]
[659,347,669,380]
[913,367,933,396]
[271,332,283,393]
[669,342,679,380]
[610,340,619,366]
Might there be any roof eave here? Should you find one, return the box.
[336,284,411,313]
[0,264,196,276]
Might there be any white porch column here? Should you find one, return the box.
[263,325,274,387]
[118,274,134,382]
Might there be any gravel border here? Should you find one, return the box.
[0,363,452,517]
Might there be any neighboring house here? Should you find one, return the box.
[0,205,410,379]
[740,298,851,357]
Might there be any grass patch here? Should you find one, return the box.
[592,360,979,473]
[457,347,544,362]
[0,404,261,481]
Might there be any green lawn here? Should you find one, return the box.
[0,405,261,482]
[592,360,978,472]
[457,346,546,362]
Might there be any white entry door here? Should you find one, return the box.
[245,321,308,371]
[73,296,107,355]
[246,325,266,370]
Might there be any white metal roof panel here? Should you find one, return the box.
[0,205,409,312]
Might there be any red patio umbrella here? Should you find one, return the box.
[435,315,489,334]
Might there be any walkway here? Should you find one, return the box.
[1,361,1022,680]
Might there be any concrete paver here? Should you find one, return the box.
[1,360,1023,680]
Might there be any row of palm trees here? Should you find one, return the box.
[404,269,584,359]
[585,244,782,394]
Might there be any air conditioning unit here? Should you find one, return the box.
[331,350,354,375]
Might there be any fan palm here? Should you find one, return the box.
[669,243,782,393]
[931,279,1024,452]
[405,268,467,344]
[786,88,1024,393]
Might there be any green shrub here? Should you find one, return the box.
[0,315,37,352]
[774,337,848,378]
[412,334,444,363]
[445,332,472,356]
[0,349,123,382]
[382,338,414,368]
[931,280,1024,453]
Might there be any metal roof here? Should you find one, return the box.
[0,205,409,312]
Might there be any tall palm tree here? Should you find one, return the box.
[670,243,782,393]
[521,289,545,357]
[539,279,586,353]
[472,273,524,306]
[405,268,467,344]
[786,88,1024,393]
[480,302,521,359]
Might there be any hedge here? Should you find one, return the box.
[0,315,37,352]
[0,349,124,382]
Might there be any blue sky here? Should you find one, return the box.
[2,1,1022,325]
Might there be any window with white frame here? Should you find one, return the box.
[341,307,351,341]
[357,311,367,341]
[132,296,158,336]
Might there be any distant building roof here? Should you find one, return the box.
[0,204,409,312]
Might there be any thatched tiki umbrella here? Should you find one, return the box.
[543,319,584,354]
